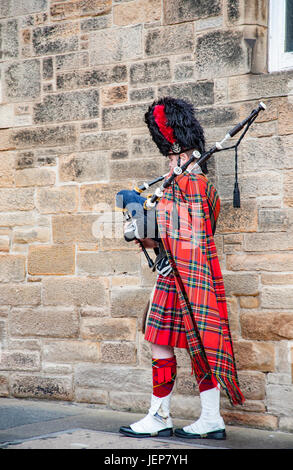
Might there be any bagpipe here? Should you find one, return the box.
[116,102,266,268]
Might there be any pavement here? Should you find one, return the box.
[0,397,293,453]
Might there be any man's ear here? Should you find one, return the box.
[180,152,189,163]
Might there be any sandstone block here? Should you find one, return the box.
[75,388,108,404]
[43,339,99,362]
[0,350,40,371]
[109,391,150,413]
[278,99,293,136]
[237,370,266,400]
[130,88,155,102]
[239,296,259,309]
[130,58,171,85]
[266,384,293,416]
[218,171,282,200]
[32,23,79,56]
[11,124,77,149]
[0,236,9,252]
[90,25,142,65]
[15,167,55,187]
[217,200,257,233]
[59,151,109,183]
[3,59,40,102]
[174,63,194,82]
[0,283,41,306]
[34,89,99,124]
[110,158,163,181]
[56,64,127,91]
[145,24,194,57]
[80,131,128,151]
[0,188,34,211]
[102,103,148,130]
[36,185,78,214]
[81,15,112,32]
[241,312,293,341]
[261,273,293,285]
[284,171,293,207]
[0,19,19,59]
[101,85,128,106]
[77,251,139,276]
[0,374,9,396]
[42,276,109,306]
[258,209,290,232]
[81,317,136,341]
[11,374,73,400]
[113,0,161,26]
[0,254,25,282]
[172,394,201,420]
[226,0,268,26]
[100,341,137,364]
[111,287,151,317]
[75,363,150,392]
[222,410,278,431]
[52,214,103,243]
[227,253,293,272]
[80,181,131,211]
[10,308,79,340]
[195,30,249,80]
[28,245,75,275]
[223,273,258,296]
[234,340,275,372]
[245,231,293,251]
[50,0,111,21]
[55,51,89,72]
[262,287,293,309]
[158,82,214,107]
[164,0,221,24]
[131,134,159,158]
[229,73,289,102]
[13,227,50,244]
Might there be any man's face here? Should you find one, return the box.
[167,153,188,171]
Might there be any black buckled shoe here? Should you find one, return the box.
[119,425,173,439]
[174,427,226,440]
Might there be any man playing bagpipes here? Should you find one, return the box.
[119,97,245,440]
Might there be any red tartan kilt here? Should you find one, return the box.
[144,274,188,348]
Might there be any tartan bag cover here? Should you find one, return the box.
[156,172,245,406]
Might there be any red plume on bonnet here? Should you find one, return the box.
[153,104,176,145]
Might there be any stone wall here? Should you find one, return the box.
[0,0,293,432]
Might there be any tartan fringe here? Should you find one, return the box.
[216,374,245,406]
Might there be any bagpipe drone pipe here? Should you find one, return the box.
[115,102,266,268]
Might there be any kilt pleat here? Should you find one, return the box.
[144,274,188,348]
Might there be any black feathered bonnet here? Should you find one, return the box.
[144,96,206,159]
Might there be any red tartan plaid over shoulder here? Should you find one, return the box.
[156,172,245,406]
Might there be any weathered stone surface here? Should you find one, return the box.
[145,24,194,57]
[75,364,150,392]
[81,317,136,341]
[81,15,112,32]
[223,273,258,296]
[100,341,137,364]
[43,339,99,362]
[241,312,293,341]
[75,388,108,404]
[267,384,293,416]
[0,374,9,396]
[1,1,48,17]
[244,232,293,252]
[0,351,40,371]
[226,0,268,26]
[222,410,278,431]
[42,57,53,80]
[262,287,293,309]
[102,103,148,130]
[158,82,214,107]
[227,253,293,272]
[0,19,18,59]
[217,200,258,233]
[42,276,109,306]
[10,307,79,338]
[36,185,78,214]
[59,151,109,183]
[131,134,160,158]
[111,287,151,317]
[15,167,56,187]
[90,25,142,65]
[130,87,155,102]
[101,85,128,106]
[109,391,150,413]
[56,65,127,91]
[218,171,282,200]
[55,51,88,72]
[10,124,77,149]
[130,58,170,85]
[229,73,290,102]
[258,209,290,232]
[80,181,131,211]
[11,374,73,400]
[0,188,34,211]
[0,254,25,282]
[50,0,111,21]
[28,245,75,275]
[164,0,221,24]
[3,59,40,102]
[174,63,194,82]
[34,89,99,123]
[77,251,139,276]
[234,340,275,372]
[279,100,293,136]
[113,0,161,26]
[32,23,79,56]
[110,158,163,181]
[80,131,128,151]
[52,214,105,243]
[0,283,41,306]
[195,30,249,79]
[237,370,266,400]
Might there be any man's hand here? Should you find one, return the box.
[135,238,158,250]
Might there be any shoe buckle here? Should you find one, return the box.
[201,433,208,438]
